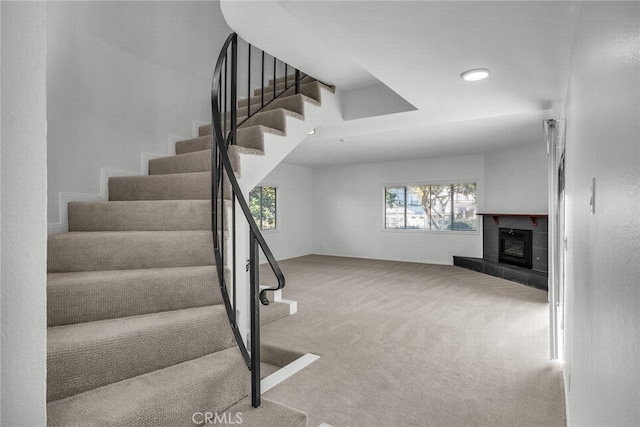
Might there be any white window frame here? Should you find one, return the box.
[249,185,280,232]
[381,180,479,234]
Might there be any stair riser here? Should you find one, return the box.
[149,149,213,175]
[108,172,213,201]
[268,72,309,86]
[200,108,292,137]
[178,123,277,157]
[47,266,229,326]
[48,231,214,273]
[47,348,248,427]
[238,81,321,108]
[176,135,210,155]
[254,76,314,96]
[68,200,216,232]
[48,306,237,402]
[150,150,236,175]
[234,93,307,122]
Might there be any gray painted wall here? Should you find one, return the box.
[47,1,231,230]
[484,141,548,214]
[1,2,48,424]
[260,163,315,261]
[311,154,485,265]
[563,2,640,426]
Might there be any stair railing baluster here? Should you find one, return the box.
[295,69,301,94]
[224,51,228,139]
[247,44,252,118]
[273,56,277,100]
[231,34,237,147]
[261,51,265,108]
[249,233,261,408]
[232,192,236,315]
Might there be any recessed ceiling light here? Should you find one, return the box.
[308,129,316,136]
[461,68,490,81]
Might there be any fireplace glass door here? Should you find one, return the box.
[498,228,533,269]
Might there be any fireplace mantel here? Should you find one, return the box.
[477,213,548,228]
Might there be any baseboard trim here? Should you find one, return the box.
[48,129,196,234]
[48,167,140,234]
[192,119,209,138]
[261,353,320,394]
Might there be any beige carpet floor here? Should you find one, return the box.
[260,255,566,427]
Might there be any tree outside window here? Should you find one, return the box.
[385,183,477,231]
[249,186,277,230]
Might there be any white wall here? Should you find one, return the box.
[260,163,314,260]
[562,3,640,426]
[311,155,485,265]
[1,2,48,424]
[47,1,231,230]
[484,141,548,213]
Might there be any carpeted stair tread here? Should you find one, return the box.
[152,127,274,176]
[178,123,285,156]
[200,94,314,141]
[234,93,309,120]
[47,347,249,427]
[68,200,215,232]
[48,230,214,273]
[175,135,210,155]
[219,397,308,427]
[109,172,212,201]
[256,77,334,97]
[238,81,325,108]
[47,266,226,326]
[48,305,237,402]
[200,108,299,137]
[269,72,310,86]
[149,149,213,175]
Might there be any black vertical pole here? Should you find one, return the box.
[295,69,301,94]
[250,234,261,408]
[284,63,288,91]
[261,51,265,108]
[273,57,276,100]
[231,35,237,146]
[247,44,251,118]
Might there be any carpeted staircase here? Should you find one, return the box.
[46,75,334,426]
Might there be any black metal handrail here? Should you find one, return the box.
[210,33,304,408]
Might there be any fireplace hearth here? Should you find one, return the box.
[452,214,549,291]
[499,228,532,269]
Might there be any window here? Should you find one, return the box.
[385,183,477,231]
[249,186,277,230]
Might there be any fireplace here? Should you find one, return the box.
[498,228,532,269]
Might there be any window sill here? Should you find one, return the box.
[381,228,479,235]
[259,228,281,234]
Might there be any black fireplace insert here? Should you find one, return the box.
[498,228,533,269]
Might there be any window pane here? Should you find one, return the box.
[249,186,277,230]
[249,187,261,227]
[416,184,450,230]
[406,186,428,229]
[261,186,277,230]
[451,183,477,231]
[384,182,477,232]
[385,187,405,228]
